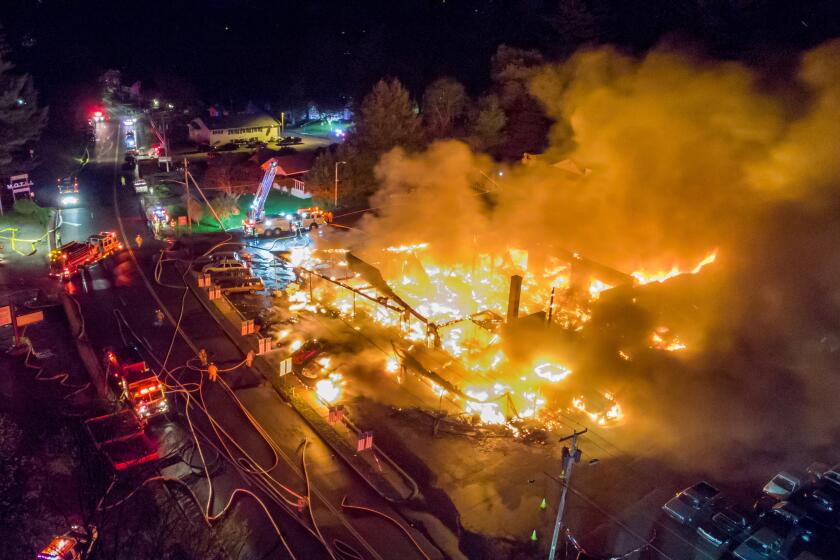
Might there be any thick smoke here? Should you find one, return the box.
[336,41,840,473]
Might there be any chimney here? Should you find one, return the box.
[506,274,523,323]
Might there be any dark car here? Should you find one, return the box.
[697,505,757,549]
[791,488,839,527]
[277,146,297,155]
[662,481,722,527]
[213,142,238,152]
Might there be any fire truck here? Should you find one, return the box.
[49,232,121,279]
[103,345,168,419]
[295,207,333,231]
[242,158,332,237]
[37,525,98,560]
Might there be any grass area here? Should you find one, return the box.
[0,200,51,238]
[290,119,353,138]
[157,190,311,233]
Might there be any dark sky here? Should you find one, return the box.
[3,0,840,112]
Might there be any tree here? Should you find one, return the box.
[422,77,467,140]
[0,45,48,177]
[489,45,550,160]
[210,192,240,221]
[181,192,204,225]
[467,94,507,153]
[351,78,421,154]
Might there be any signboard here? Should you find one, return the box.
[158,156,172,163]
[0,306,11,327]
[15,310,44,327]
[7,173,33,195]
[278,357,292,377]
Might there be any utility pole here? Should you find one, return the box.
[184,158,192,234]
[333,161,346,209]
[548,428,587,560]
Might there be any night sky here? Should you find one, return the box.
[3,0,840,111]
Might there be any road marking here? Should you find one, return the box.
[118,295,127,306]
[63,221,82,227]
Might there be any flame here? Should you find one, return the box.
[651,326,686,351]
[631,250,718,285]
[572,392,623,425]
[315,373,343,403]
[533,362,572,382]
[588,279,613,299]
[285,240,646,429]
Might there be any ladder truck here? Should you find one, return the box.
[242,159,296,237]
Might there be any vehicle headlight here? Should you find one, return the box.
[62,195,78,205]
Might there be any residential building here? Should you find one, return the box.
[188,113,280,145]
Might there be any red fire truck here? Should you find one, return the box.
[49,232,121,279]
[103,345,168,419]
[36,525,98,560]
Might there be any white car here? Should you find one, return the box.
[763,471,804,501]
[201,258,248,275]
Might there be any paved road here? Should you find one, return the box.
[66,119,443,560]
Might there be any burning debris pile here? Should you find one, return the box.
[279,39,840,467]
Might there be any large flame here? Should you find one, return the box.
[631,250,718,285]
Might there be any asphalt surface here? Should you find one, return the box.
[61,119,442,560]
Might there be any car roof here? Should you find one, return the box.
[688,481,720,497]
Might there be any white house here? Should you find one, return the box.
[188,113,281,145]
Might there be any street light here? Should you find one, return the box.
[334,161,347,209]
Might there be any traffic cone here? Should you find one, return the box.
[540,497,547,510]
[530,529,538,542]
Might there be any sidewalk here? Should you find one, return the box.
[181,261,419,503]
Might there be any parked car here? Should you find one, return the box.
[791,488,839,526]
[764,471,806,501]
[697,505,757,550]
[217,276,264,294]
[292,339,324,367]
[733,528,785,560]
[201,259,248,274]
[213,142,238,152]
[662,481,722,526]
[201,258,247,275]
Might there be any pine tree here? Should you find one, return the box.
[0,40,48,177]
[351,78,420,153]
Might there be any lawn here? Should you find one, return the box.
[160,190,311,232]
[289,119,353,138]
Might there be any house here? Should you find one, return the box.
[251,151,317,199]
[188,113,280,145]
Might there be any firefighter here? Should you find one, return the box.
[135,233,143,248]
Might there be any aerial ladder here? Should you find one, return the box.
[248,159,279,223]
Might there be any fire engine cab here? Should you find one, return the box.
[87,231,121,258]
[48,232,121,279]
[103,345,168,419]
[295,207,333,231]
